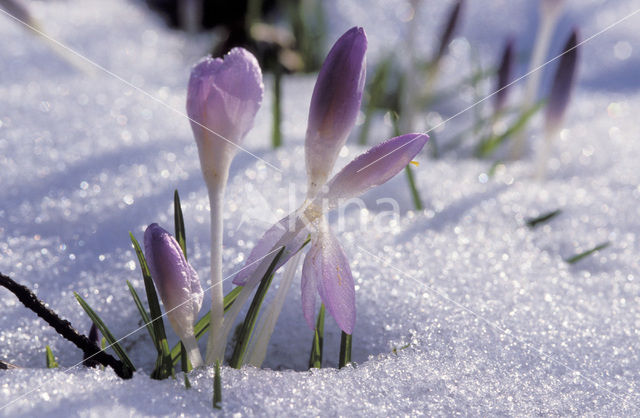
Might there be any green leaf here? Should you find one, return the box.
[565,242,611,264]
[174,190,187,259]
[359,56,393,145]
[130,233,172,379]
[170,286,243,365]
[213,360,222,409]
[230,247,285,368]
[45,345,58,368]
[184,373,192,389]
[475,101,544,158]
[126,280,156,346]
[404,165,423,211]
[308,304,325,369]
[526,209,562,229]
[180,341,191,373]
[272,68,283,149]
[339,331,352,369]
[74,292,135,373]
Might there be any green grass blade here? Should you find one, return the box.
[45,345,58,368]
[308,304,325,369]
[213,360,222,409]
[230,247,285,368]
[526,209,562,229]
[358,56,392,145]
[74,292,135,373]
[174,190,187,259]
[180,341,192,373]
[565,242,611,264]
[130,233,172,379]
[475,101,544,158]
[404,165,423,210]
[126,280,156,346]
[170,286,243,365]
[339,331,352,369]
[184,373,192,389]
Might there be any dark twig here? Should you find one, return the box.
[0,272,133,379]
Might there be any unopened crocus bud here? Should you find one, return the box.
[305,27,367,197]
[494,38,514,113]
[144,223,204,367]
[545,29,578,134]
[187,48,264,186]
[434,0,464,62]
[82,323,101,368]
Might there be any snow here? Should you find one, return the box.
[1,0,640,415]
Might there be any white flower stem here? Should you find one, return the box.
[245,251,302,367]
[182,333,204,368]
[205,181,226,364]
[512,3,563,159]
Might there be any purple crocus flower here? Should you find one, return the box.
[234,133,428,334]
[305,26,367,196]
[545,29,579,134]
[494,38,514,113]
[186,47,264,364]
[144,223,204,367]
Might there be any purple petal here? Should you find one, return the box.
[233,214,310,287]
[144,224,203,336]
[317,133,428,206]
[187,48,264,153]
[301,225,355,334]
[305,27,367,195]
[545,29,579,133]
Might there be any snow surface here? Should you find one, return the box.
[1,0,640,415]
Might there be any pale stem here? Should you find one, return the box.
[535,126,558,181]
[182,332,204,368]
[512,5,562,159]
[205,182,226,364]
[245,251,303,367]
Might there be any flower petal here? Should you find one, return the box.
[144,224,203,339]
[317,133,428,206]
[187,48,264,172]
[233,214,310,287]
[305,27,367,196]
[301,223,355,334]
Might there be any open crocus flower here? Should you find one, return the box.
[234,133,428,334]
[186,47,263,364]
[144,223,204,367]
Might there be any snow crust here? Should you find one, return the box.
[1,0,640,415]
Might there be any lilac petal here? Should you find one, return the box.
[144,224,203,336]
[301,224,355,334]
[545,29,578,133]
[317,133,428,206]
[187,48,264,167]
[305,27,367,195]
[233,214,310,287]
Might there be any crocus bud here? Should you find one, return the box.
[305,27,367,197]
[545,29,579,134]
[82,323,101,368]
[187,48,264,186]
[540,0,566,19]
[494,38,514,113]
[434,0,464,62]
[144,223,204,367]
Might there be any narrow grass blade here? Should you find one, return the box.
[45,345,58,368]
[213,360,222,409]
[339,331,352,369]
[526,209,562,229]
[404,165,423,210]
[565,242,610,264]
[126,280,156,346]
[130,233,172,378]
[170,286,243,365]
[180,342,192,373]
[475,101,544,158]
[184,374,192,389]
[174,190,187,259]
[272,68,282,149]
[308,304,325,369]
[74,292,135,373]
[230,247,285,368]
